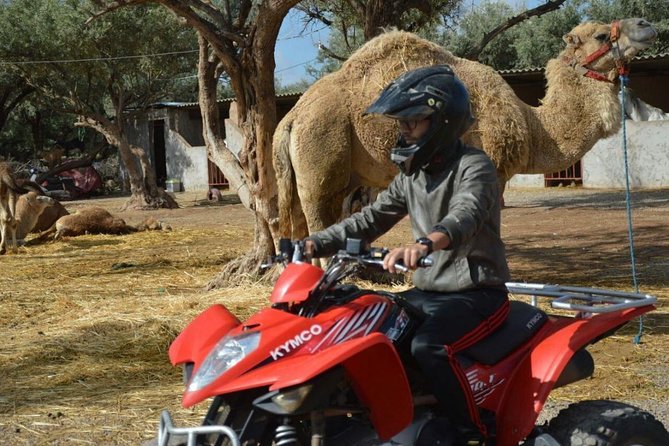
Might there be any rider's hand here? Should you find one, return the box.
[303,239,316,262]
[383,243,430,273]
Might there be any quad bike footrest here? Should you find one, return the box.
[158,410,241,446]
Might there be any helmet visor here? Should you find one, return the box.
[380,104,435,121]
[364,101,436,121]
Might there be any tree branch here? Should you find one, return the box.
[294,4,334,27]
[465,0,568,60]
[86,0,143,25]
[0,86,35,130]
[33,153,101,184]
[318,42,347,61]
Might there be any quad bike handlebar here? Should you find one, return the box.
[266,238,433,272]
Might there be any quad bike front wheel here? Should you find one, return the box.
[544,400,669,445]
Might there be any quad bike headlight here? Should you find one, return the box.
[187,331,261,392]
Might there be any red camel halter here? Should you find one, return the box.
[564,21,629,83]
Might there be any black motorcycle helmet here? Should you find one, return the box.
[364,65,475,175]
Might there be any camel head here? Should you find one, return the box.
[562,18,656,81]
[25,192,56,208]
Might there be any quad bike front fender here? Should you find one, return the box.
[187,332,413,440]
[496,306,651,446]
[168,304,241,367]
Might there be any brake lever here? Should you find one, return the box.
[361,257,432,272]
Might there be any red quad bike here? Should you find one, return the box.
[156,239,669,446]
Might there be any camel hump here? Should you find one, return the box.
[342,30,452,71]
[273,118,296,238]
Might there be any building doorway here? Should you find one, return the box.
[152,120,167,188]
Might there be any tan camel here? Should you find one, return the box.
[42,207,171,239]
[0,162,30,254]
[273,18,657,239]
[33,198,69,233]
[53,207,131,239]
[14,192,57,243]
[15,179,70,233]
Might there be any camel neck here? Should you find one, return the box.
[526,58,621,173]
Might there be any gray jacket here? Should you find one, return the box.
[308,142,510,292]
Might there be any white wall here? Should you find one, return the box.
[165,129,209,191]
[583,121,669,188]
[508,121,669,189]
[508,173,544,188]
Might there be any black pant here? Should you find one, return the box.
[401,287,509,437]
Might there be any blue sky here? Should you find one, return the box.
[274,0,545,85]
[274,10,329,86]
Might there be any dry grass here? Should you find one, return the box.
[1,188,668,444]
[0,194,261,445]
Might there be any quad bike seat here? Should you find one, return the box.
[460,301,548,365]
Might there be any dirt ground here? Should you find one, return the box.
[0,186,667,445]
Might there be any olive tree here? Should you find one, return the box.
[0,0,195,208]
[90,0,301,284]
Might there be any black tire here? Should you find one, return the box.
[544,400,669,445]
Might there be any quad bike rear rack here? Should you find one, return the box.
[506,282,657,314]
[158,410,241,446]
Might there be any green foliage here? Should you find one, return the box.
[439,0,668,70]
[306,25,364,79]
[583,0,669,53]
[300,0,464,77]
[0,0,198,160]
[513,2,583,68]
[276,77,312,94]
[439,1,519,69]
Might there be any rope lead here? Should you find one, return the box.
[618,74,644,344]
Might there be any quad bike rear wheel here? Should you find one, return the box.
[544,400,669,445]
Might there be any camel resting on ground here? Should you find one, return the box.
[14,192,57,244]
[54,207,134,238]
[16,180,70,232]
[41,207,172,239]
[273,18,657,239]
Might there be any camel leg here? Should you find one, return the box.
[0,227,6,254]
[0,216,9,254]
[290,192,309,240]
[7,222,18,253]
[7,192,19,252]
[300,187,350,236]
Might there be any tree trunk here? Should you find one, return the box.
[199,33,279,288]
[0,86,34,133]
[35,155,96,184]
[196,35,252,209]
[76,115,178,210]
[28,111,44,161]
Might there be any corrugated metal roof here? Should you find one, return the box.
[498,52,669,74]
[634,52,669,61]
[151,91,304,109]
[152,53,669,108]
[498,66,544,74]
